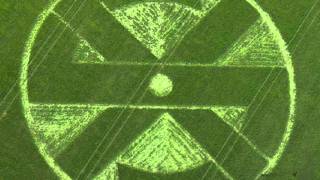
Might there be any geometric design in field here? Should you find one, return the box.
[73,39,106,64]
[119,113,211,173]
[102,0,204,10]
[20,0,296,179]
[94,162,118,180]
[111,1,220,59]
[211,106,246,129]
[29,104,107,157]
[215,19,285,67]
[148,73,173,97]
[69,16,285,69]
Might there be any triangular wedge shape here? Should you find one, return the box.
[29,104,107,156]
[119,113,211,173]
[94,162,118,180]
[211,106,247,129]
[73,38,106,64]
[110,1,220,59]
[214,19,285,67]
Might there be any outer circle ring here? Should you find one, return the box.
[20,0,296,179]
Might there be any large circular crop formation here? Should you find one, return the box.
[20,0,296,179]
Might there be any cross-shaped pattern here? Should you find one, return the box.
[23,0,292,179]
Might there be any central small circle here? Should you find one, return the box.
[148,73,173,97]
